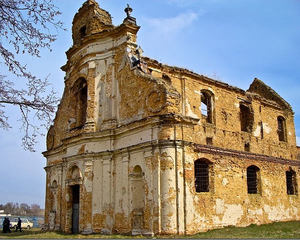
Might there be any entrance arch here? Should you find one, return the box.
[66,165,82,234]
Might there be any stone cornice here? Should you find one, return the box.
[64,23,140,62]
[43,114,198,157]
[193,143,300,166]
[45,140,300,169]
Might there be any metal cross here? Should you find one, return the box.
[124,4,133,18]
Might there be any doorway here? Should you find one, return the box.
[71,185,80,234]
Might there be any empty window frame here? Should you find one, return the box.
[240,104,253,132]
[201,90,213,123]
[194,159,211,192]
[277,116,287,142]
[247,165,260,194]
[286,169,297,195]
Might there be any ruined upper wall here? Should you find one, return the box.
[248,78,293,111]
[46,1,297,160]
[137,57,297,159]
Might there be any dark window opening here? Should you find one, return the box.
[206,137,213,145]
[286,170,297,195]
[201,91,213,123]
[244,143,250,152]
[277,116,286,142]
[247,165,260,194]
[194,159,210,192]
[72,78,87,128]
[162,73,171,82]
[260,121,264,139]
[240,104,253,132]
[80,26,87,38]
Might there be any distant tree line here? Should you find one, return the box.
[0,202,44,217]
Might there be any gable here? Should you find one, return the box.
[247,78,292,111]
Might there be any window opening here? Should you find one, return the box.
[72,78,87,128]
[247,165,259,194]
[244,143,250,152]
[201,99,208,116]
[260,121,264,139]
[277,116,286,142]
[201,91,213,123]
[240,104,253,132]
[286,170,297,195]
[194,159,210,192]
[80,26,86,38]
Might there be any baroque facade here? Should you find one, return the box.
[43,0,300,235]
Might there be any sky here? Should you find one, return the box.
[0,0,299,207]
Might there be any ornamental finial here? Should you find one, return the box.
[124,4,133,18]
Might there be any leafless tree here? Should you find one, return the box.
[0,202,43,216]
[0,0,64,151]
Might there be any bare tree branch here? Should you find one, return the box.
[0,0,64,151]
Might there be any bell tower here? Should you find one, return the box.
[72,0,114,45]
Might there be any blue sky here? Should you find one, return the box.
[0,0,299,207]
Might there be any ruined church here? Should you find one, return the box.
[43,0,300,235]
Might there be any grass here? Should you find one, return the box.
[1,221,300,239]
[190,221,300,239]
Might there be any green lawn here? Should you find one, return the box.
[1,221,300,239]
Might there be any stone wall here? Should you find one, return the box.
[44,136,300,234]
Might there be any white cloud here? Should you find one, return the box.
[296,136,300,146]
[145,12,199,37]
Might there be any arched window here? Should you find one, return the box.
[277,116,286,142]
[286,169,297,195]
[72,78,87,128]
[247,165,260,194]
[194,159,211,192]
[201,90,214,123]
[51,180,58,188]
[240,103,253,132]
